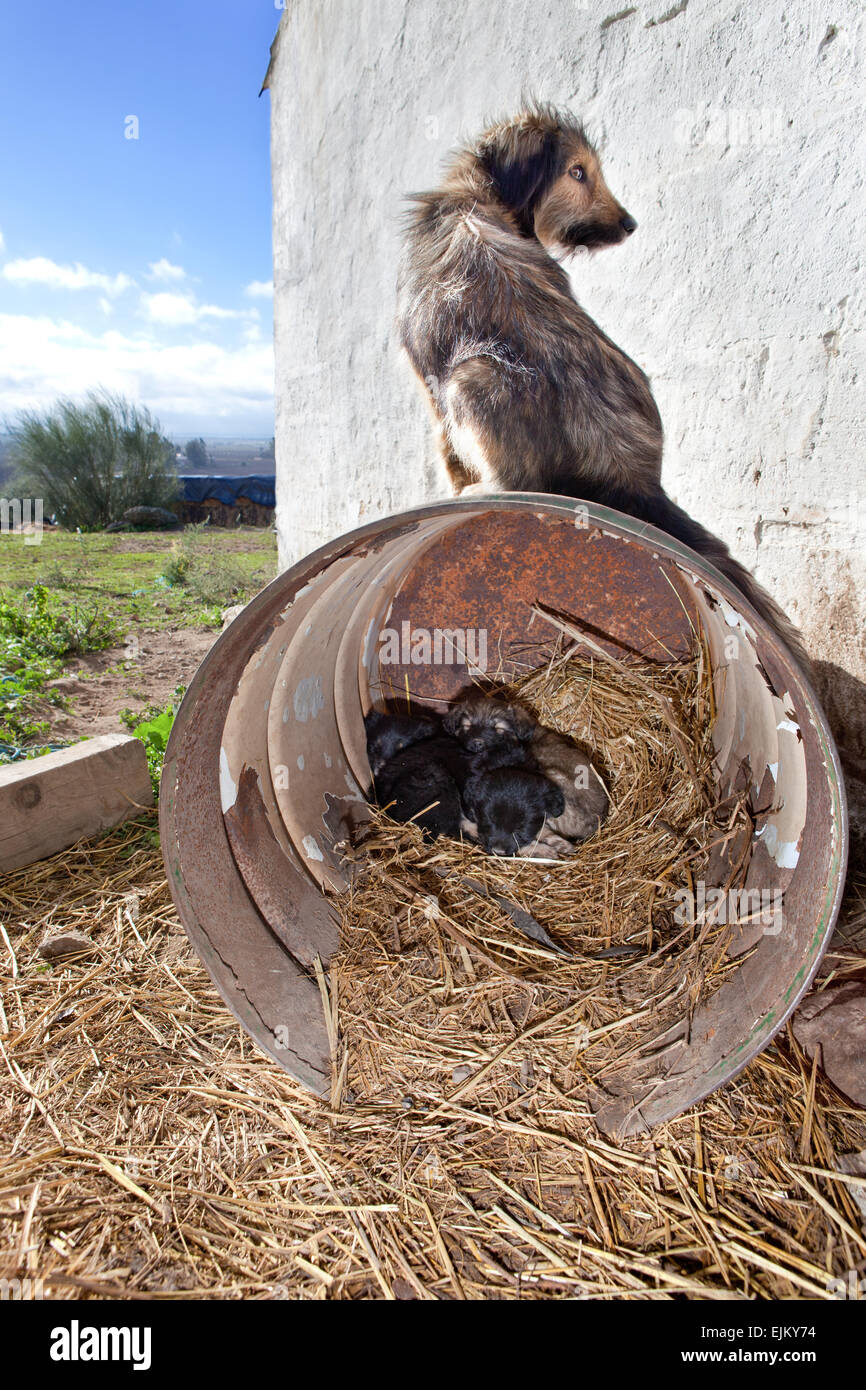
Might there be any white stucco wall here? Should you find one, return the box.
[267,0,865,810]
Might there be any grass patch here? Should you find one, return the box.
[0,584,122,752]
[158,523,269,608]
[0,526,277,760]
[0,525,277,634]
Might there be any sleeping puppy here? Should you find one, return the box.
[447,692,609,854]
[372,733,475,841]
[443,693,537,763]
[364,709,439,779]
[529,726,610,849]
[462,766,566,857]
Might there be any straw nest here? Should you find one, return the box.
[1,634,864,1297]
[340,612,752,1115]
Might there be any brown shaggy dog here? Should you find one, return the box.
[397,103,805,661]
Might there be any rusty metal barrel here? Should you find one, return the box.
[160,495,847,1134]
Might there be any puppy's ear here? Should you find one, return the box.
[509,704,538,742]
[541,780,566,817]
[442,705,462,737]
[478,120,560,227]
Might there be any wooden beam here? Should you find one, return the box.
[0,735,153,873]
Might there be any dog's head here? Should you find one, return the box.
[443,693,537,758]
[464,768,565,857]
[474,104,636,252]
[364,709,439,777]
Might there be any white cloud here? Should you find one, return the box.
[244,279,273,299]
[1,256,134,296]
[98,297,114,316]
[141,291,256,326]
[0,311,274,432]
[0,229,5,255]
[199,302,256,321]
[147,258,187,282]
[140,291,199,325]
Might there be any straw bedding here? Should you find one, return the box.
[1,636,864,1297]
[338,612,753,1106]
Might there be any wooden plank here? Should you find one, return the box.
[0,735,153,873]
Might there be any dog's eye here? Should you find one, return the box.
[569,164,586,182]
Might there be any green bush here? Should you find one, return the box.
[9,390,179,530]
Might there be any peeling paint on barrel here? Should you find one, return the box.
[219,747,237,813]
[293,675,324,722]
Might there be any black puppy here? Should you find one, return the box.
[364,709,438,778]
[463,767,565,857]
[373,734,475,840]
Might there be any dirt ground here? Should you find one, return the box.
[37,626,218,743]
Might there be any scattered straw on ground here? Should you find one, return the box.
[1,701,863,1298]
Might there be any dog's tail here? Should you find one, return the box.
[559,481,809,669]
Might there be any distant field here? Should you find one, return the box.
[175,437,274,475]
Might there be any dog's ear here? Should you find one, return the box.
[541,779,566,817]
[442,704,463,737]
[478,120,560,227]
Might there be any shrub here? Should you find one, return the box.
[9,390,179,530]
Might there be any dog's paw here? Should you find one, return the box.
[531,829,576,858]
[459,482,500,498]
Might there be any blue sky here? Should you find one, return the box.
[0,1,280,438]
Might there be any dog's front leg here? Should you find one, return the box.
[438,422,479,494]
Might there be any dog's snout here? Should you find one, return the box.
[620,213,637,236]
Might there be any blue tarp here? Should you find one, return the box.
[178,475,275,507]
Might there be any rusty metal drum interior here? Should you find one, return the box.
[159,496,847,1135]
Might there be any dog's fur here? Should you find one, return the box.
[462,766,565,857]
[364,709,439,779]
[445,692,608,855]
[373,732,474,840]
[397,103,806,662]
[529,726,610,849]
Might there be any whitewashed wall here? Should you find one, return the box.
[267,0,866,828]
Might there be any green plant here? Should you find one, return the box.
[160,552,192,587]
[123,686,186,795]
[159,523,259,607]
[9,389,179,530]
[0,585,123,752]
[0,584,120,658]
